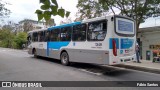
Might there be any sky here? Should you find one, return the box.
[2,0,160,28]
[4,0,78,25]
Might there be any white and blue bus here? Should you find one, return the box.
[27,15,136,65]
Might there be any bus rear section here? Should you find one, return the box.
[109,15,136,65]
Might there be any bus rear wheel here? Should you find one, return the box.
[61,52,70,66]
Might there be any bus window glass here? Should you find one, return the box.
[118,20,133,32]
[32,32,38,42]
[61,27,72,41]
[27,33,32,45]
[44,31,50,41]
[88,20,107,41]
[115,17,134,35]
[38,31,44,42]
[73,24,86,41]
[50,29,61,41]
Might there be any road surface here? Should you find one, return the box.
[0,48,160,90]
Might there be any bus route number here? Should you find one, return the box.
[95,43,102,46]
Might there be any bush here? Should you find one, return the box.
[0,29,27,49]
[13,32,27,49]
[0,29,15,48]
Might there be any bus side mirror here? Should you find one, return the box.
[111,17,114,21]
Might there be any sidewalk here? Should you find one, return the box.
[114,60,160,74]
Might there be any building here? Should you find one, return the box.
[138,26,160,61]
[17,19,48,32]
[1,19,52,34]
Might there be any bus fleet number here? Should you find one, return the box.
[95,43,102,46]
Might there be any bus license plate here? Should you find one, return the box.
[125,50,129,53]
[124,59,130,62]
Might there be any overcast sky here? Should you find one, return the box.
[4,0,78,25]
[3,0,160,28]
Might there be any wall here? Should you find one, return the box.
[138,30,160,60]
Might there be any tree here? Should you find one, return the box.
[45,18,56,27]
[36,0,71,21]
[77,0,160,35]
[0,29,15,48]
[76,0,108,20]
[13,32,27,49]
[2,25,13,30]
[23,20,34,32]
[60,17,72,25]
[2,21,15,31]
[0,0,11,18]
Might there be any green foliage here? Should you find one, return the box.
[58,8,65,18]
[0,29,15,48]
[36,0,70,21]
[51,5,58,15]
[46,18,56,27]
[0,29,27,49]
[66,11,70,17]
[41,4,50,10]
[13,32,27,49]
[43,11,51,20]
[76,0,109,20]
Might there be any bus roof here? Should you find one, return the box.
[82,16,107,23]
[48,21,81,31]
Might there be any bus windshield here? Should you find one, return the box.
[27,33,32,46]
[115,16,135,36]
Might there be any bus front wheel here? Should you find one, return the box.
[33,49,37,58]
[61,52,70,66]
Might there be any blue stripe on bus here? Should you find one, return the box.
[48,22,81,30]
[120,38,134,49]
[46,42,70,56]
[109,38,119,49]
[48,42,70,50]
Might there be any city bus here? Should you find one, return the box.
[27,15,136,65]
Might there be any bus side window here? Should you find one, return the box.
[50,30,54,41]
[87,20,107,41]
[61,27,72,41]
[72,24,86,41]
[50,28,60,41]
[38,32,40,42]
[27,33,32,45]
[39,31,44,42]
[32,32,38,42]
[44,31,50,42]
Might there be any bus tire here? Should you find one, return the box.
[61,52,70,66]
[33,49,37,58]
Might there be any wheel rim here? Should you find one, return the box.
[62,54,68,64]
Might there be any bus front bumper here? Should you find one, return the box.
[119,54,135,63]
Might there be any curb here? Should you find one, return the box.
[113,64,160,74]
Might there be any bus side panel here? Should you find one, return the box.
[28,42,47,57]
[34,42,47,57]
[47,42,70,59]
[49,50,61,59]
[66,49,109,64]
[36,48,46,57]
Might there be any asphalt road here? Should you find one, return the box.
[0,48,160,90]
